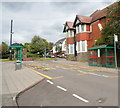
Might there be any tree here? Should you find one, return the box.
[101,1,120,45]
[30,36,48,55]
[24,43,30,52]
[48,42,53,50]
[0,42,9,59]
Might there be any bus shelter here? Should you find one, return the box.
[88,45,116,67]
[9,45,23,69]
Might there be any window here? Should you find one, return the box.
[67,45,69,54]
[69,44,74,54]
[98,23,103,31]
[70,30,73,37]
[77,41,87,52]
[76,25,80,33]
[81,24,85,32]
[81,41,86,52]
[77,41,80,52]
[81,40,87,52]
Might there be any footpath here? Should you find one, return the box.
[54,58,119,73]
[1,61,44,107]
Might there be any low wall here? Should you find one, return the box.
[76,52,88,62]
[66,52,88,62]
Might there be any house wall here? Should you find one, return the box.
[53,46,56,54]
[87,18,106,48]
[66,37,74,44]
[76,33,90,42]
[62,39,66,52]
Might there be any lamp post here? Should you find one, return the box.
[74,30,77,57]
[114,34,118,68]
[9,20,13,60]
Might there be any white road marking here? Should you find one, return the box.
[57,86,67,91]
[89,72,109,78]
[46,80,54,85]
[102,75,109,78]
[12,96,16,101]
[72,94,89,103]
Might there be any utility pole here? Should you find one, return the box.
[44,46,46,59]
[74,30,77,57]
[9,20,13,60]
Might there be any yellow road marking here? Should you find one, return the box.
[31,69,53,79]
[90,69,100,71]
[53,76,64,79]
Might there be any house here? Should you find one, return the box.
[63,3,115,61]
[63,21,75,55]
[52,38,66,57]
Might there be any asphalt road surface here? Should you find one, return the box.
[17,59,119,107]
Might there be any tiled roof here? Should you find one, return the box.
[76,15,92,23]
[63,21,75,32]
[66,21,75,29]
[90,9,107,22]
[90,2,117,22]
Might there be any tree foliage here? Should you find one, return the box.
[0,42,9,54]
[24,43,30,52]
[0,42,9,58]
[29,36,49,54]
[95,1,120,46]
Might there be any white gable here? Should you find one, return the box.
[64,25,69,32]
[75,18,80,25]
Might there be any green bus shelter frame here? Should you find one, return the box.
[88,45,116,67]
[9,45,23,68]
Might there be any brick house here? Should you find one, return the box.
[63,21,75,55]
[63,3,115,61]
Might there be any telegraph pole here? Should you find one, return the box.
[9,20,13,60]
[74,30,77,57]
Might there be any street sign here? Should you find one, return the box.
[114,34,118,42]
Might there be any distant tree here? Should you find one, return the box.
[0,42,9,58]
[48,42,54,50]
[55,45,62,53]
[95,1,120,46]
[30,36,49,55]
[24,43,30,52]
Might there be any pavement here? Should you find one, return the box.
[1,61,44,107]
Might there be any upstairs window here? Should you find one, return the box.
[98,23,103,31]
[69,44,74,54]
[76,25,80,33]
[81,24,85,32]
[70,30,73,37]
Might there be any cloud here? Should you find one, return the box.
[1,1,116,45]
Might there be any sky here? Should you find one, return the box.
[1,0,117,45]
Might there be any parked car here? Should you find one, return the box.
[57,55,62,58]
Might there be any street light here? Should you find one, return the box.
[114,34,118,68]
[9,20,13,60]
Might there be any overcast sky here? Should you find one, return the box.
[1,0,116,45]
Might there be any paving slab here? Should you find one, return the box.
[1,61,44,106]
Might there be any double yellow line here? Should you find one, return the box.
[31,68,64,79]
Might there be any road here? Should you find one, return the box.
[17,59,119,107]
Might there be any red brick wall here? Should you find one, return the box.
[88,18,106,48]
[76,33,90,42]
[86,24,90,31]
[66,37,74,44]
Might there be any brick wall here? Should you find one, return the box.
[66,37,74,44]
[76,52,88,62]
